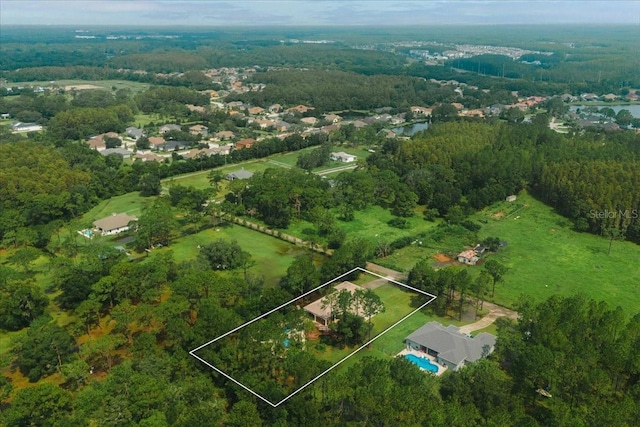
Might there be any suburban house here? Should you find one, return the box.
[87,137,106,151]
[134,152,165,162]
[323,113,342,123]
[411,106,433,116]
[287,105,315,114]
[405,321,496,371]
[148,136,166,147]
[506,195,517,202]
[303,281,369,328]
[126,127,144,140]
[11,122,43,133]
[457,250,479,265]
[330,152,357,163]
[159,124,182,134]
[235,138,255,150]
[101,148,132,159]
[189,124,209,137]
[215,130,236,140]
[226,169,254,180]
[93,213,138,236]
[248,106,265,115]
[300,117,318,126]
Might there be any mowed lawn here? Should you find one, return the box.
[80,192,148,225]
[164,224,315,286]
[472,192,640,313]
[162,160,273,192]
[20,79,151,93]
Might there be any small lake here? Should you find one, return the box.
[570,104,640,118]
[391,121,430,136]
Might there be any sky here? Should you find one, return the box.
[1,1,639,27]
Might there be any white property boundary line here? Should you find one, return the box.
[189,266,436,407]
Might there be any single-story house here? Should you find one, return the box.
[1,113,11,119]
[215,130,236,140]
[159,124,182,134]
[300,117,318,126]
[189,124,209,136]
[287,105,314,114]
[148,136,166,147]
[134,152,165,162]
[405,321,496,371]
[226,169,254,180]
[235,138,255,150]
[126,127,144,140]
[457,250,479,265]
[158,141,190,151]
[303,281,368,327]
[330,152,357,163]
[101,148,132,159]
[506,195,517,202]
[12,122,43,133]
[323,114,342,123]
[248,106,265,115]
[93,213,138,236]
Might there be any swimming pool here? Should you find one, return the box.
[405,354,438,373]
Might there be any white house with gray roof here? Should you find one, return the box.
[405,321,496,371]
[93,213,137,236]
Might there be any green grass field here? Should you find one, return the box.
[82,192,149,225]
[14,79,151,93]
[162,223,314,286]
[471,192,640,312]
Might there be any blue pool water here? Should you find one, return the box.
[405,354,438,373]
[283,338,290,348]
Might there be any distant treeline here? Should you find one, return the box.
[2,28,639,95]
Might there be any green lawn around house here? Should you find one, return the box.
[162,160,272,192]
[81,192,149,225]
[470,192,640,313]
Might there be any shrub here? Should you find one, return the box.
[388,217,410,229]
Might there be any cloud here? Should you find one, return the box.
[1,0,639,26]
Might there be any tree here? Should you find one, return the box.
[281,253,319,296]
[0,280,49,330]
[198,239,251,271]
[481,236,501,252]
[138,172,162,197]
[226,401,263,427]
[484,259,508,297]
[207,169,224,192]
[358,289,385,344]
[134,198,177,251]
[7,247,41,273]
[135,136,151,150]
[104,136,122,148]
[432,103,459,121]
[3,382,72,427]
[472,270,493,318]
[18,318,76,382]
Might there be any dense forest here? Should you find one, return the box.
[2,25,639,95]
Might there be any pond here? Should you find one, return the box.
[570,104,640,118]
[391,121,430,136]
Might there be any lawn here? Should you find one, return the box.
[337,206,435,242]
[81,192,149,225]
[162,160,273,192]
[17,79,151,93]
[470,191,640,313]
[161,223,316,286]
